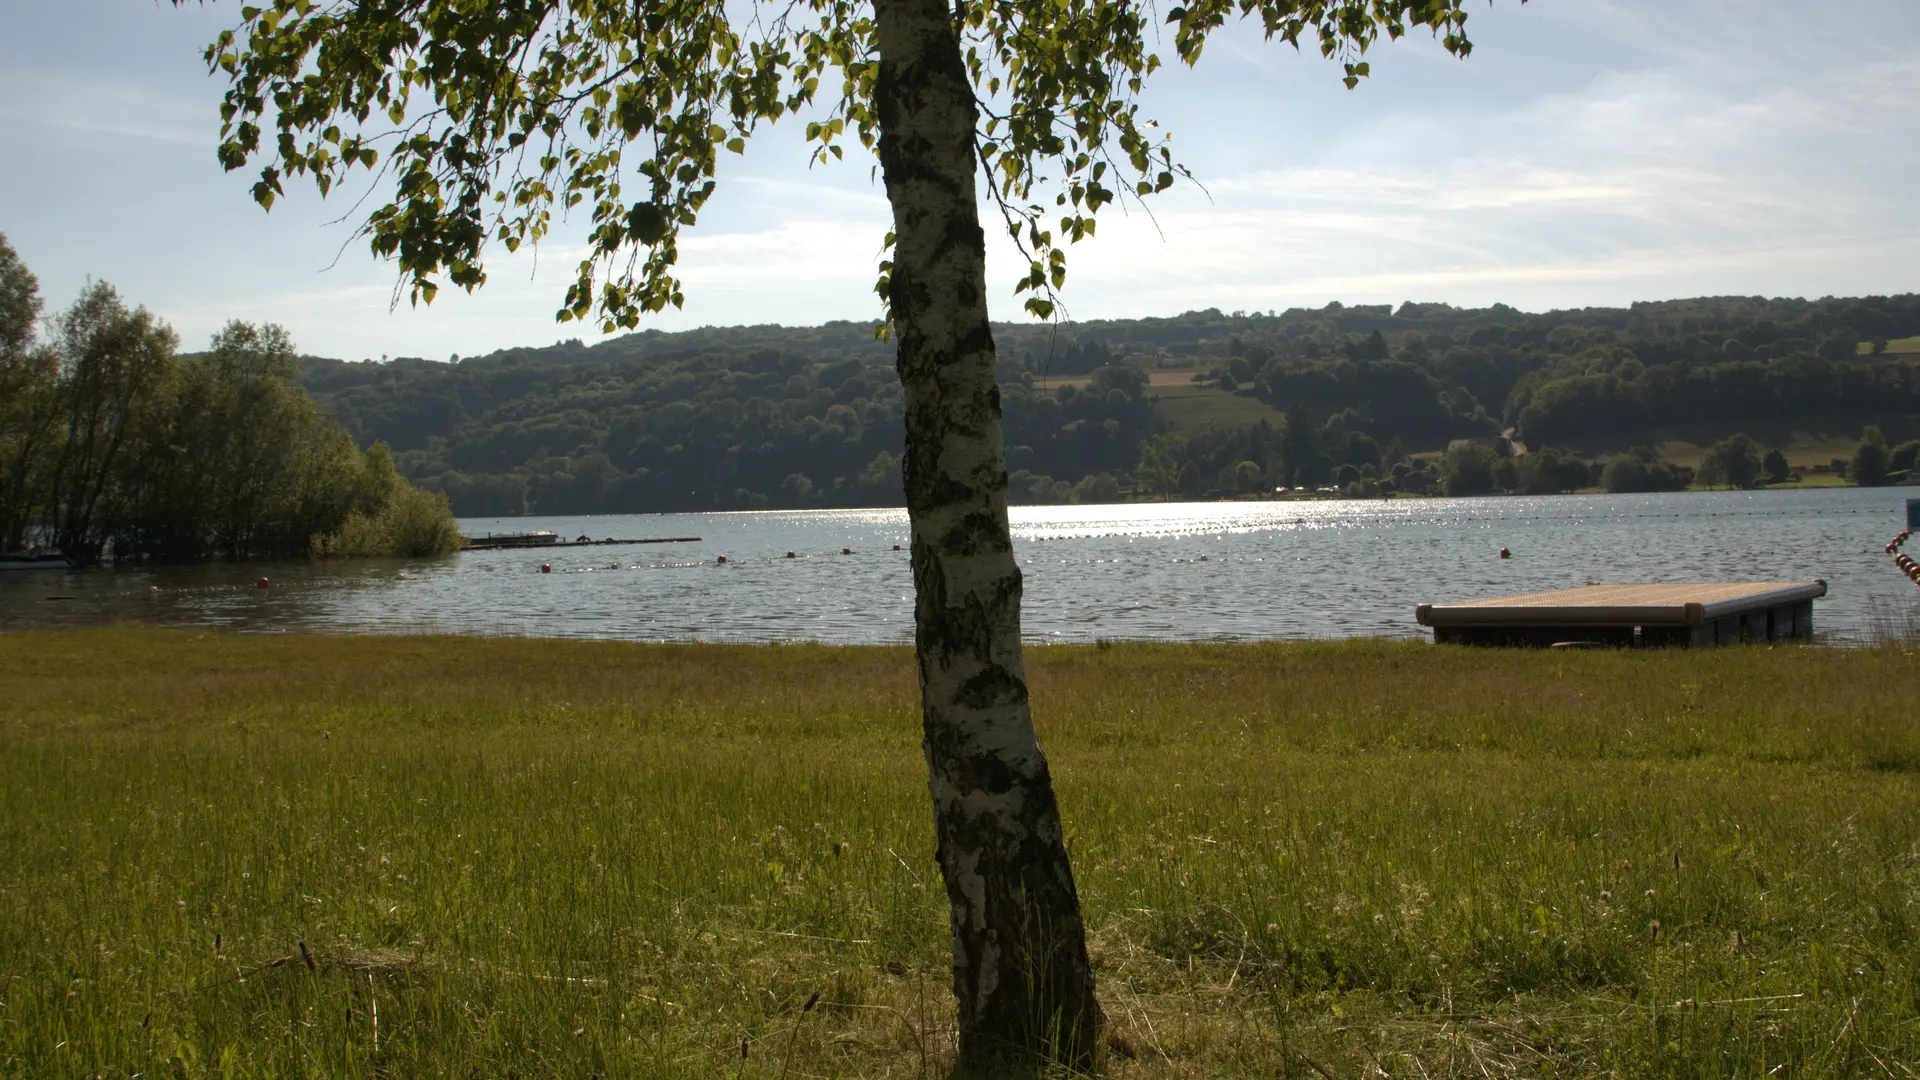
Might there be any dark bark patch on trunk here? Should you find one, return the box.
[940,509,1012,555]
[954,666,1027,712]
[872,0,1103,1069]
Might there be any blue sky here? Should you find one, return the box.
[2,1,1917,361]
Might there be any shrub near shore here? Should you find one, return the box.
[0,238,460,562]
[2,631,1917,1077]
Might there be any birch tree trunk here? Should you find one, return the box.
[872,0,1102,1069]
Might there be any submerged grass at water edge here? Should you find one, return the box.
[1,630,1918,1077]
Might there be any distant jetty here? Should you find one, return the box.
[462,531,701,551]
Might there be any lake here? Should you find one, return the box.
[4,488,1916,645]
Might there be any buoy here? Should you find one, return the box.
[716,555,727,564]
[841,547,852,555]
[892,544,901,551]
[541,563,552,573]
[786,551,796,559]
[1499,548,1511,559]
[257,577,270,589]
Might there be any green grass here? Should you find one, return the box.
[4,630,1920,1078]
[1750,472,1856,490]
[1657,433,1866,471]
[1858,337,1920,356]
[1149,384,1288,435]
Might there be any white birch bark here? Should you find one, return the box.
[871,0,1102,1068]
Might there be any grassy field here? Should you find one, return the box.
[4,631,1920,1078]
[1858,337,1920,357]
[1148,384,1288,435]
[1028,369,1290,440]
[1657,433,1864,472]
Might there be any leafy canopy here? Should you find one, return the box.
[196,0,1491,331]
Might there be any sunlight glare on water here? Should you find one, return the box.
[3,488,1915,645]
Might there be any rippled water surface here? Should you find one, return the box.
[5,488,1917,644]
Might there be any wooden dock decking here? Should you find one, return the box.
[1416,581,1828,647]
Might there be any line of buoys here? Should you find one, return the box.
[1884,531,1919,588]
[534,544,911,572]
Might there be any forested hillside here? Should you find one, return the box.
[298,295,1920,516]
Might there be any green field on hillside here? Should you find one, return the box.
[1657,432,1867,471]
[3,631,1918,1078]
[1858,336,1920,356]
[1148,383,1289,435]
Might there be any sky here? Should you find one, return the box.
[2,1,1917,362]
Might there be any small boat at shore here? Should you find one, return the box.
[0,552,76,572]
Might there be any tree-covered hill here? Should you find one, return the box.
[298,294,1920,516]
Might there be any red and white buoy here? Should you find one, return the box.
[1885,531,1920,589]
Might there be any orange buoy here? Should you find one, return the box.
[1498,548,1511,559]
[716,555,727,564]
[785,551,796,559]
[892,544,901,551]
[541,563,552,573]
[257,577,270,589]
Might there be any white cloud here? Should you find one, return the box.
[0,70,210,147]
[1002,6,1920,321]
[3,0,1918,359]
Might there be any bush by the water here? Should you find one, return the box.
[309,444,464,558]
[0,236,460,561]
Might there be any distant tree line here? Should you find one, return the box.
[0,237,460,562]
[293,293,1920,515]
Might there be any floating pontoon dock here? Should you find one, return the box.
[1416,581,1828,647]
